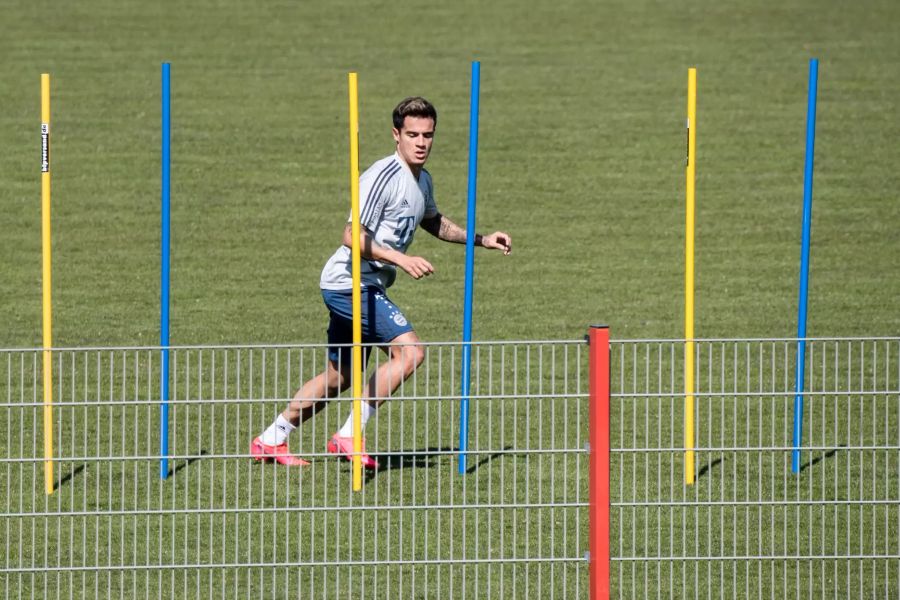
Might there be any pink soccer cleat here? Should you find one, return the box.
[250,437,310,467]
[326,433,380,470]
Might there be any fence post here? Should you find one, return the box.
[588,325,610,600]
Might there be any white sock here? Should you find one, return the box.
[338,402,377,438]
[260,414,295,446]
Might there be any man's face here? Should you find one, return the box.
[392,116,435,170]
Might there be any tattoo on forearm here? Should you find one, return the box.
[439,219,465,243]
[423,214,478,245]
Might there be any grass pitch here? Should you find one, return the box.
[2,0,899,348]
[2,0,900,598]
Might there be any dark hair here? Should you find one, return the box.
[392,97,437,130]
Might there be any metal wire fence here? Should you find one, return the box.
[3,336,899,598]
[1,340,588,600]
[610,337,900,599]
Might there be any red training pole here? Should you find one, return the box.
[588,325,610,600]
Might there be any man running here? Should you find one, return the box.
[251,96,511,468]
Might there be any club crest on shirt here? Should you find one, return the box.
[392,313,408,326]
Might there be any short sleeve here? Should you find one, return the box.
[422,171,438,219]
[358,160,402,230]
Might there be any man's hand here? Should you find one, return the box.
[398,255,435,280]
[480,232,512,255]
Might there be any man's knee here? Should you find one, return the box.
[326,364,352,394]
[402,345,425,374]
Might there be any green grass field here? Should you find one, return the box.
[2,0,899,348]
[2,0,900,598]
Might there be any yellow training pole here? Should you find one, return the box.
[348,73,363,491]
[684,68,697,486]
[41,73,54,495]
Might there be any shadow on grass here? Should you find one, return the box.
[362,446,511,483]
[800,444,845,472]
[696,457,724,480]
[55,464,86,491]
[464,448,510,475]
[166,449,209,478]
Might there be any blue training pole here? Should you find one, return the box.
[791,58,818,474]
[160,63,172,479]
[458,61,480,475]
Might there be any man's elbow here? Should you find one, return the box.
[421,215,442,237]
[342,225,362,247]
